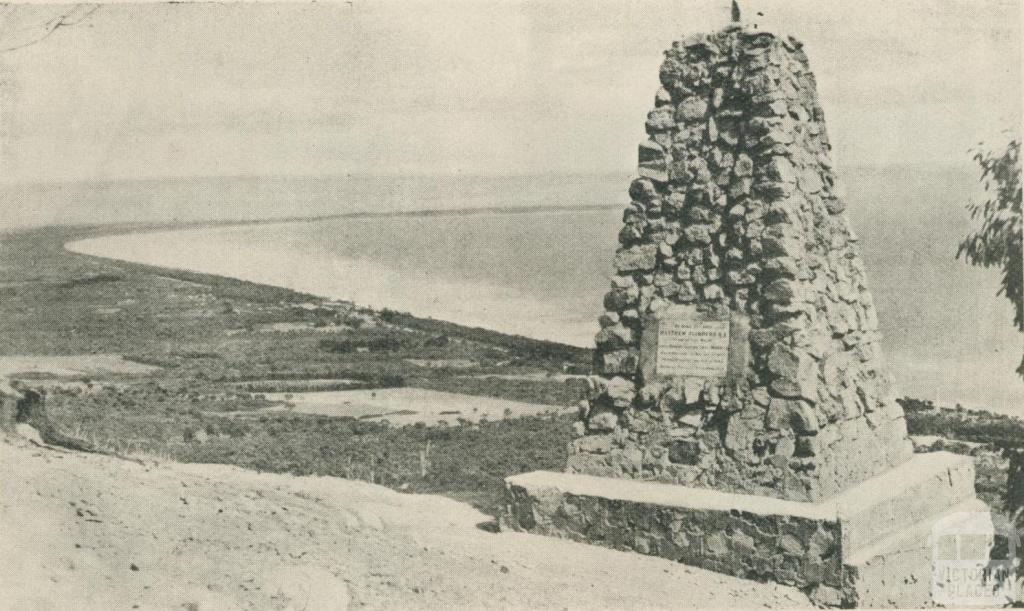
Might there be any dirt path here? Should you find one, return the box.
[0,439,810,610]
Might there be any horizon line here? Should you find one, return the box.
[0,162,979,189]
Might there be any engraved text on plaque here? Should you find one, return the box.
[655,318,730,378]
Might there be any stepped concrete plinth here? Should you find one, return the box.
[501,23,994,608]
[504,453,986,607]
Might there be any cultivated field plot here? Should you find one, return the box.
[0,355,159,378]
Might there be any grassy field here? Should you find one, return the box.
[1,223,585,513]
[0,222,1019,517]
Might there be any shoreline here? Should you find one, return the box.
[63,206,613,348]
[0,209,1021,521]
[60,211,1024,417]
[2,200,624,237]
[4,202,1021,417]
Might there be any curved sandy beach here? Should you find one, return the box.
[65,217,1024,417]
[67,217,602,349]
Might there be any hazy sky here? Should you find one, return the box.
[0,0,1020,183]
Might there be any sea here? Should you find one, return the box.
[9,169,1021,415]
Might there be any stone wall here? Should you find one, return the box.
[505,452,980,607]
[570,26,913,502]
[504,476,845,598]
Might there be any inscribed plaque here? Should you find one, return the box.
[655,318,730,378]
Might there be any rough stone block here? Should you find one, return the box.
[676,96,709,122]
[614,245,658,273]
[646,107,676,131]
[628,178,658,201]
[763,278,800,304]
[767,345,817,400]
[638,166,669,183]
[762,235,804,258]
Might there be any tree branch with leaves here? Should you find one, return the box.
[958,136,1023,377]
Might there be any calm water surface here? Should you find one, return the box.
[63,169,1024,414]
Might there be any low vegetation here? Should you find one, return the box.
[1,223,1020,520]
[2,223,585,514]
[43,382,573,514]
[901,397,1024,448]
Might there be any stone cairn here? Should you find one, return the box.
[505,24,989,607]
[570,25,914,502]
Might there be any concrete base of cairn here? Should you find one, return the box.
[502,452,989,607]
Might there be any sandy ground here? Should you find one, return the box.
[245,322,352,334]
[404,359,479,370]
[261,388,574,425]
[461,373,587,382]
[0,438,810,610]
